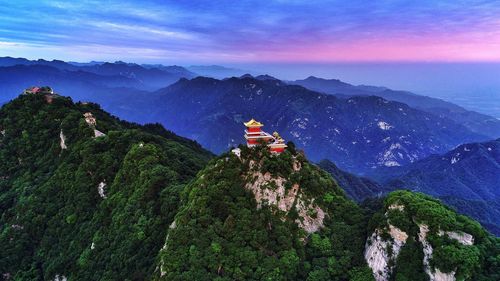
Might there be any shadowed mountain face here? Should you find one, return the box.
[291,76,500,139]
[317,159,389,202]
[145,76,487,174]
[370,138,500,235]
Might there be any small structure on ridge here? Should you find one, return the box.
[23,86,54,95]
[23,86,58,103]
[243,118,287,154]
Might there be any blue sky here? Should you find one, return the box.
[1,0,500,63]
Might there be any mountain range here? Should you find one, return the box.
[291,76,500,138]
[1,57,499,236]
[316,137,500,236]
[143,76,490,174]
[0,88,498,280]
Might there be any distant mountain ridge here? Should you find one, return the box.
[319,137,500,235]
[0,57,196,91]
[144,76,488,174]
[291,76,500,139]
[2,57,498,142]
[187,65,250,79]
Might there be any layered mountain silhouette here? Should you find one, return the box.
[291,76,500,139]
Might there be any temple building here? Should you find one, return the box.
[23,86,58,103]
[243,118,287,154]
[244,119,274,146]
[268,132,287,153]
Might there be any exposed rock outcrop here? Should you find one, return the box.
[244,159,325,233]
[365,231,391,281]
[295,197,325,233]
[442,231,474,246]
[365,224,408,281]
[418,223,475,281]
[59,129,67,150]
[97,181,107,199]
[53,275,67,281]
[83,112,106,138]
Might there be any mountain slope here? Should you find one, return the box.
[291,76,500,139]
[373,139,500,235]
[0,92,211,280]
[149,76,487,174]
[157,145,371,280]
[317,159,390,202]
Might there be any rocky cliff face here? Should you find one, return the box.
[364,191,492,281]
[244,157,325,233]
[418,223,475,281]
[365,205,409,281]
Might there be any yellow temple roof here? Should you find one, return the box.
[244,118,264,127]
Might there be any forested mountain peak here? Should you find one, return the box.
[156,144,371,280]
[0,92,212,280]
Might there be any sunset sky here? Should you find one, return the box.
[1,0,500,64]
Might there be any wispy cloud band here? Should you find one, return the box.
[0,0,499,63]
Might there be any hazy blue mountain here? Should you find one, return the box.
[372,138,500,235]
[0,57,195,92]
[291,76,500,139]
[187,65,250,79]
[0,56,79,70]
[0,64,164,126]
[79,62,195,90]
[145,76,487,174]
[237,74,279,81]
[67,60,106,66]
